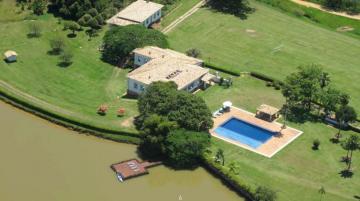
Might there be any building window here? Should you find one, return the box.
[134,82,138,89]
[138,57,141,63]
[140,85,145,92]
[157,11,160,16]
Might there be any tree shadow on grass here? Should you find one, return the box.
[205,1,255,20]
[47,50,61,56]
[339,169,353,178]
[67,33,77,38]
[57,62,72,68]
[282,106,320,124]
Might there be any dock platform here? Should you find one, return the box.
[110,159,162,182]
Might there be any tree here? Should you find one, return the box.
[254,186,277,201]
[341,135,360,171]
[282,64,323,112]
[59,49,73,66]
[137,82,213,132]
[318,87,341,116]
[165,129,210,168]
[28,22,42,38]
[49,36,66,54]
[318,186,326,201]
[312,139,320,150]
[139,114,178,158]
[208,0,253,18]
[102,25,168,65]
[325,0,343,10]
[186,48,201,58]
[215,148,225,166]
[335,106,357,140]
[67,21,80,36]
[228,161,240,175]
[31,0,47,15]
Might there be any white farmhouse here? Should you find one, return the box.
[107,0,163,28]
[127,46,214,96]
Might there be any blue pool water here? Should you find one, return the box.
[214,118,275,149]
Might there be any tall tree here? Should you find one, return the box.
[335,105,357,140]
[31,0,48,15]
[282,64,323,112]
[342,135,360,171]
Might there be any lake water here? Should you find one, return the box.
[0,101,242,201]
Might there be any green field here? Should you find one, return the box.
[159,0,202,29]
[0,5,138,133]
[199,76,360,201]
[168,1,360,112]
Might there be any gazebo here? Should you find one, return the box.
[4,50,17,62]
[256,104,280,122]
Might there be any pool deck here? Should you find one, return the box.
[210,106,303,158]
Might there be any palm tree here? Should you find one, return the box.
[335,106,357,141]
[215,148,225,166]
[343,135,360,171]
[318,186,326,201]
[229,161,240,175]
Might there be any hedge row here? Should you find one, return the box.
[204,62,241,76]
[0,90,141,144]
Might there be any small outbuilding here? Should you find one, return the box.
[256,104,280,122]
[4,50,17,62]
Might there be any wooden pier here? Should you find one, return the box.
[110,159,162,182]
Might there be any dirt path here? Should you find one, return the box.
[162,0,206,34]
[291,0,360,20]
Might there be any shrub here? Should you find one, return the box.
[59,49,73,66]
[250,72,276,82]
[117,108,125,117]
[273,80,281,90]
[49,36,66,54]
[28,22,42,38]
[186,48,201,58]
[312,139,320,150]
[97,104,108,115]
[266,81,273,87]
[254,186,277,201]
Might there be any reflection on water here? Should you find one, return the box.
[0,102,242,201]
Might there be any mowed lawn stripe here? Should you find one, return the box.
[168,1,360,111]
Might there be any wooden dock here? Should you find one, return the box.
[110,159,162,182]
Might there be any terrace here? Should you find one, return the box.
[211,106,302,158]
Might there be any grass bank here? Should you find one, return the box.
[0,1,140,139]
[167,0,360,112]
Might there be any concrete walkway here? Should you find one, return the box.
[162,0,206,34]
[291,0,360,20]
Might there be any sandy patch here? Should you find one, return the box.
[336,26,354,32]
[121,117,134,127]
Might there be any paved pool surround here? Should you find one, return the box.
[210,106,303,158]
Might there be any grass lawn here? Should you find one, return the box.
[159,0,202,29]
[168,0,360,112]
[0,5,138,133]
[199,76,360,201]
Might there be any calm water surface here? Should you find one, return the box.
[0,102,242,201]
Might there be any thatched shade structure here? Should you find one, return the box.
[256,104,279,122]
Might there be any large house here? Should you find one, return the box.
[127,46,214,96]
[107,0,163,28]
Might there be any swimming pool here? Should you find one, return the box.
[214,117,275,149]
